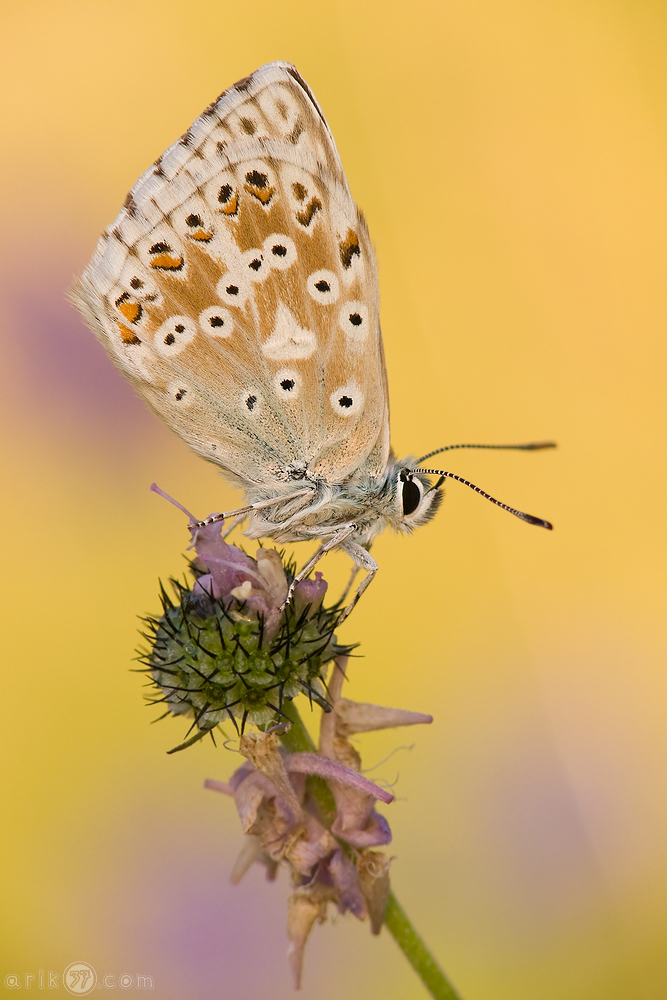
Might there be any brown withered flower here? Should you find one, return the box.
[206,657,432,987]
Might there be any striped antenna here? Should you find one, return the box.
[417,441,556,464]
[418,468,553,530]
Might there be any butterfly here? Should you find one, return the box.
[74,62,552,619]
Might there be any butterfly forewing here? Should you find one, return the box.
[75,62,390,493]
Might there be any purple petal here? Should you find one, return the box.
[284,753,394,804]
[150,482,198,522]
[192,523,262,600]
[293,572,328,615]
[328,849,366,918]
[332,807,392,848]
[204,779,233,796]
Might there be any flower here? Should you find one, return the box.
[139,487,352,747]
[206,656,433,987]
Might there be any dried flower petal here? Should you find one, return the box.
[357,851,392,934]
[286,890,328,989]
[328,849,367,919]
[239,731,303,817]
[284,752,394,804]
[334,697,433,735]
[230,833,262,885]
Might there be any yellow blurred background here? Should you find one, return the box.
[2,1,666,997]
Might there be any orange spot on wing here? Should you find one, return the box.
[189,229,213,241]
[150,253,184,270]
[117,323,141,345]
[117,299,142,323]
[339,229,360,269]
[244,181,275,205]
[220,192,239,216]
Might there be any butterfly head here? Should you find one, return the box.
[385,460,443,534]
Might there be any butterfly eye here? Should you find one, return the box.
[329,385,363,417]
[154,316,197,356]
[117,261,159,304]
[262,233,297,270]
[400,474,422,517]
[136,230,186,274]
[199,306,234,339]
[282,166,322,228]
[237,113,261,137]
[307,270,339,304]
[338,301,369,341]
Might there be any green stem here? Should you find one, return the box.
[278,700,463,1000]
[384,890,463,1000]
[278,699,337,823]
[277,698,318,753]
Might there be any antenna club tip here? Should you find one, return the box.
[516,511,554,530]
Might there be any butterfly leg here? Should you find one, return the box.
[281,524,357,609]
[190,487,315,530]
[338,563,361,605]
[337,540,379,623]
[219,511,247,541]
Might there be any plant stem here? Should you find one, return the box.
[384,890,463,1000]
[278,699,463,1000]
[279,699,337,823]
[278,698,318,753]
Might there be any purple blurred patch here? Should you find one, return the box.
[1,235,159,452]
[95,805,298,998]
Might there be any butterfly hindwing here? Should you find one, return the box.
[75,62,390,492]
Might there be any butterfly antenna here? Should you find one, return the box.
[417,441,555,464]
[418,468,553,529]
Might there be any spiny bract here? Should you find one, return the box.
[139,565,353,751]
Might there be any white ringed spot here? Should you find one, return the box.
[273,368,302,401]
[216,272,251,307]
[166,378,194,407]
[262,234,297,271]
[306,270,339,304]
[338,301,369,343]
[154,316,197,356]
[329,384,364,418]
[199,306,234,339]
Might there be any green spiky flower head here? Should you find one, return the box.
[140,506,352,751]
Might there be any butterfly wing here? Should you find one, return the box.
[74,62,390,493]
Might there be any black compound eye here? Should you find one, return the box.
[401,476,422,517]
